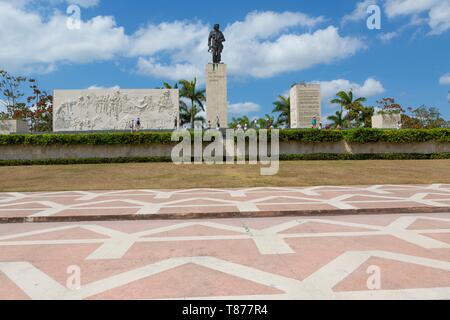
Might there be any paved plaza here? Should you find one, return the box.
[1,184,450,300]
[0,184,450,222]
[1,211,450,300]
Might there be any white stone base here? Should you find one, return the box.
[372,114,402,129]
[0,120,30,134]
[206,64,228,128]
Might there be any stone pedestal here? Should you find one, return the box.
[206,63,228,128]
[0,120,30,134]
[290,83,321,129]
[372,113,402,129]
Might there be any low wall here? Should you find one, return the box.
[1,141,449,161]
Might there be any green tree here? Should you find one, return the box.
[272,96,290,128]
[327,110,347,129]
[405,105,447,129]
[27,79,53,132]
[0,69,30,120]
[330,90,368,128]
[178,78,206,129]
[376,97,404,115]
[229,116,250,129]
[257,114,276,129]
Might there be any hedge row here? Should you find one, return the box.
[1,153,449,166]
[0,129,450,146]
[279,128,450,143]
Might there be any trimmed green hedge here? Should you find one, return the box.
[0,132,175,146]
[0,129,450,146]
[0,153,449,166]
[342,128,450,143]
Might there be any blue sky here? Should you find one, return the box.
[0,0,449,121]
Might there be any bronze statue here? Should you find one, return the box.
[208,24,225,63]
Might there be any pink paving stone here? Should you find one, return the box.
[158,205,239,214]
[74,200,142,208]
[13,197,86,205]
[0,244,101,262]
[341,195,406,202]
[143,225,244,238]
[350,201,425,209]
[9,227,109,241]
[163,199,238,206]
[123,241,302,280]
[281,221,374,234]
[285,235,450,279]
[424,193,450,200]
[0,273,30,300]
[256,204,337,211]
[84,195,157,202]
[322,214,400,227]
[0,209,450,299]
[422,233,450,245]
[408,219,450,230]
[0,210,42,218]
[333,257,450,292]
[53,208,139,217]
[88,263,283,300]
[0,202,52,209]
[251,197,321,204]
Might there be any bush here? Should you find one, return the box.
[1,153,449,166]
[0,129,449,146]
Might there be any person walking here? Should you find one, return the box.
[312,116,318,129]
[136,118,141,132]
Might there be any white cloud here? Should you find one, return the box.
[0,2,128,72]
[440,74,450,85]
[0,4,364,83]
[67,0,100,7]
[428,1,450,35]
[384,0,450,35]
[0,0,100,9]
[225,10,325,41]
[137,58,204,82]
[225,26,364,78]
[342,0,378,24]
[229,102,261,115]
[134,12,363,81]
[378,31,400,43]
[134,11,356,81]
[87,85,120,90]
[129,21,209,57]
[313,78,386,103]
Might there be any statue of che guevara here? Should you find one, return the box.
[208,24,225,64]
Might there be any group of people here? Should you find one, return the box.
[129,118,142,132]
[311,115,332,130]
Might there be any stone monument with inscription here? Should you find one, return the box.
[290,83,321,129]
[372,113,402,129]
[206,64,228,129]
[53,89,179,132]
[0,120,30,134]
[206,24,228,128]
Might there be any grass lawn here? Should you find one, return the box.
[1,160,450,192]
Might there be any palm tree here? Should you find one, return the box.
[257,114,276,129]
[327,110,347,129]
[331,90,367,127]
[229,116,250,129]
[180,102,205,127]
[272,96,290,128]
[330,90,366,112]
[178,78,206,129]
